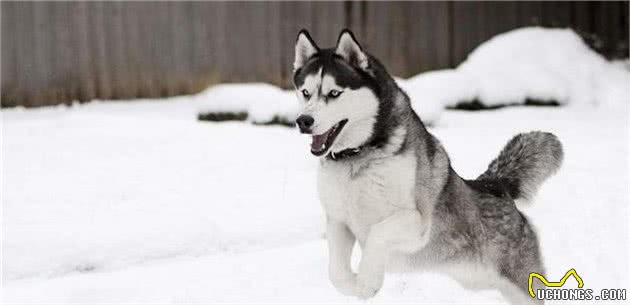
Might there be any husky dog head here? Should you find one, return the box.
[293,29,403,158]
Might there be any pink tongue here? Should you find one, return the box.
[311,131,330,151]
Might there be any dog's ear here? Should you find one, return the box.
[294,30,319,71]
[335,29,368,70]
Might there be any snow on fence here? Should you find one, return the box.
[1,1,628,107]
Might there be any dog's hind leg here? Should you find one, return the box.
[354,209,430,299]
[497,276,545,305]
[496,261,546,305]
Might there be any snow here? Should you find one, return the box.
[396,71,476,122]
[404,27,630,109]
[2,103,321,282]
[196,83,299,125]
[2,241,503,304]
[458,27,629,107]
[2,98,628,303]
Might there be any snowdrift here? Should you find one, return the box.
[401,27,629,112]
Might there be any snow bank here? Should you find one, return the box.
[196,83,299,125]
[397,71,475,122]
[407,27,629,108]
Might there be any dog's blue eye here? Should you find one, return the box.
[301,89,310,99]
[328,90,342,98]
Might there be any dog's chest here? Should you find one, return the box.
[318,154,417,241]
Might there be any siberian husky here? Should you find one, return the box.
[292,29,563,304]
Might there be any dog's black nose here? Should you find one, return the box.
[296,115,314,133]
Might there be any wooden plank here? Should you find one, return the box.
[222,2,247,82]
[61,2,88,103]
[310,2,346,47]
[169,2,191,94]
[146,2,173,96]
[109,1,131,98]
[384,3,407,75]
[51,2,75,105]
[189,2,216,91]
[261,1,284,86]
[88,1,112,99]
[451,2,482,66]
[1,1,18,106]
[451,2,520,66]
[364,1,449,74]
[279,1,310,86]
[121,2,141,98]
[14,2,37,105]
[182,2,198,92]
[570,1,592,34]
[517,2,544,26]
[347,1,366,40]
[541,1,573,27]
[32,1,56,105]
[133,2,158,97]
[74,2,96,102]
[364,2,393,70]
[591,1,629,58]
[402,2,450,74]
[209,2,228,85]
[242,2,265,83]
[617,1,629,58]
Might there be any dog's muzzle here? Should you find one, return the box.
[296,115,314,133]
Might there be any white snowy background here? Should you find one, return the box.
[2,27,629,304]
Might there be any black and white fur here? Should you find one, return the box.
[292,29,563,304]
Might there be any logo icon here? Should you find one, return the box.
[528,268,584,298]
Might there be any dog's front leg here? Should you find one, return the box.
[326,218,357,296]
[355,209,429,299]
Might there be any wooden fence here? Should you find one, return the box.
[2,1,628,107]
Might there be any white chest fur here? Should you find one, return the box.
[317,153,417,242]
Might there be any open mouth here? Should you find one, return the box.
[310,119,348,156]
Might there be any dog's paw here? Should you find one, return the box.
[354,275,383,299]
[354,282,379,299]
[330,274,358,296]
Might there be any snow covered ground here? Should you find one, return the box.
[2,95,628,303]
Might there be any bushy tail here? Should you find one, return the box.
[477,131,563,204]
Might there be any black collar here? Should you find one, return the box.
[328,146,363,161]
